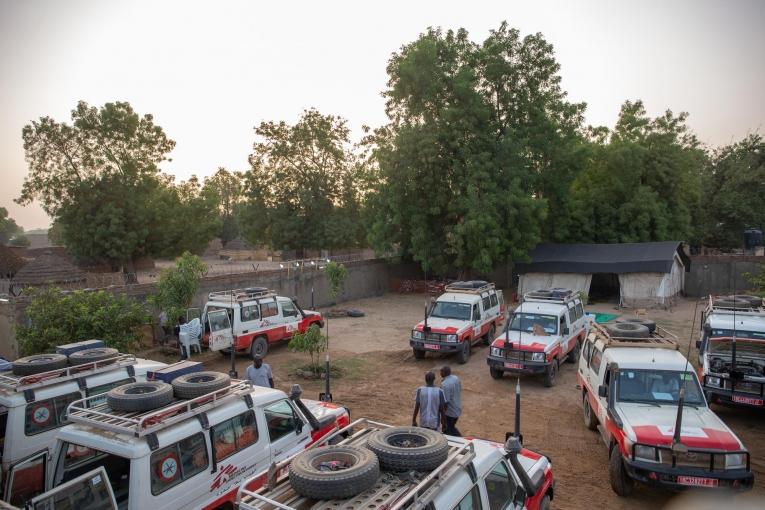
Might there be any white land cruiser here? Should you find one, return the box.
[237,419,554,510]
[578,322,754,496]
[3,375,349,510]
[410,281,504,364]
[697,294,765,408]
[197,288,324,358]
[0,344,165,503]
[487,289,591,387]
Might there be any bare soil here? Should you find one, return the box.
[195,293,765,510]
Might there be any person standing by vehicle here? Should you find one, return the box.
[440,366,462,436]
[246,355,274,388]
[412,371,447,431]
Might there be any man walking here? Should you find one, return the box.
[412,371,447,431]
[440,366,462,436]
[246,356,274,388]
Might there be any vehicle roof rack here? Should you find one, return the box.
[0,354,137,394]
[66,379,254,437]
[590,322,679,350]
[706,295,765,316]
[208,288,277,303]
[523,288,577,304]
[237,418,477,510]
[444,280,495,295]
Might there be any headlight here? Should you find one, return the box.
[491,347,502,357]
[725,453,746,470]
[446,334,457,343]
[531,352,546,362]
[707,376,721,387]
[412,330,424,340]
[633,445,659,463]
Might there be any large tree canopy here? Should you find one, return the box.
[202,168,244,245]
[0,207,23,244]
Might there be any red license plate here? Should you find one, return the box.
[732,395,763,406]
[677,476,718,487]
[424,344,439,350]
[504,362,523,369]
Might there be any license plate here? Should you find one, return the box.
[677,476,718,487]
[424,344,439,350]
[732,395,763,406]
[504,362,523,369]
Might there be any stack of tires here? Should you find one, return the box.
[605,318,657,339]
[106,371,231,412]
[288,427,449,500]
[713,295,763,310]
[9,347,121,376]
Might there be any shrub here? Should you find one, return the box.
[325,261,348,300]
[149,252,207,326]
[288,325,327,375]
[744,264,765,297]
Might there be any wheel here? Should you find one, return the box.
[413,348,425,360]
[457,340,471,364]
[289,445,379,500]
[583,393,598,430]
[68,347,119,366]
[543,361,558,387]
[12,353,68,375]
[106,381,174,412]
[489,366,503,379]
[366,426,449,472]
[617,318,656,334]
[539,495,551,510]
[566,340,580,363]
[609,447,634,496]
[171,371,230,399]
[251,336,268,358]
[605,322,650,339]
[483,325,496,346]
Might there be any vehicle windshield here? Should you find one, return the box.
[709,330,765,357]
[56,442,131,509]
[429,302,471,321]
[617,369,705,406]
[507,313,558,334]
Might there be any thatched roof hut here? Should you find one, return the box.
[11,251,86,288]
[0,245,25,279]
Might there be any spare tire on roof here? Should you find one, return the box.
[12,353,69,375]
[605,322,650,339]
[366,426,449,472]
[713,298,753,310]
[289,445,379,500]
[107,381,174,412]
[171,371,230,399]
[617,318,657,334]
[527,290,553,299]
[725,295,763,308]
[68,347,119,366]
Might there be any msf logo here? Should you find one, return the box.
[210,463,257,493]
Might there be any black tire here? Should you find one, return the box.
[528,290,553,299]
[483,324,495,346]
[107,381,174,412]
[617,317,656,334]
[539,495,551,510]
[489,366,503,379]
[68,347,119,366]
[12,353,68,375]
[457,341,471,364]
[543,360,558,387]
[171,371,230,399]
[605,322,650,339]
[609,447,634,496]
[366,426,448,472]
[583,393,598,431]
[288,445,379,500]
[725,295,763,308]
[413,348,425,360]
[713,298,753,310]
[251,336,268,359]
[566,340,580,363]
[346,308,365,318]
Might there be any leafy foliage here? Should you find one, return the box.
[325,261,348,299]
[8,233,30,247]
[287,324,327,375]
[0,207,23,244]
[744,265,765,297]
[16,287,149,355]
[202,168,245,245]
[149,252,207,327]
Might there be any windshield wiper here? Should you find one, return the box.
[623,399,660,407]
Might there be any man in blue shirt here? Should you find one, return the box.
[440,366,462,436]
[246,356,274,388]
[412,371,446,431]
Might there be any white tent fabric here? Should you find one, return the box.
[519,272,593,296]
[618,254,685,308]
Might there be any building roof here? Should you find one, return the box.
[515,241,689,274]
[11,251,86,286]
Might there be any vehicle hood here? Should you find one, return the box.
[617,403,744,450]
[491,331,560,351]
[517,448,552,490]
[303,399,349,425]
[414,318,468,334]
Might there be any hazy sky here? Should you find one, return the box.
[1,0,763,230]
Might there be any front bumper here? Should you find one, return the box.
[703,375,765,407]
[486,354,549,374]
[410,339,463,353]
[624,457,754,491]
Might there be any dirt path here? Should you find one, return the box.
[200,293,765,509]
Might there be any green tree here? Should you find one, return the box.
[241,109,364,253]
[288,325,327,375]
[8,234,30,247]
[16,287,149,355]
[325,261,348,300]
[202,168,244,245]
[149,252,207,327]
[0,207,23,244]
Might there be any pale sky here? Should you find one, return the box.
[1,0,763,230]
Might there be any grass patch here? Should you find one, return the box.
[285,357,366,381]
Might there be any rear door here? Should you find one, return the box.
[4,451,48,507]
[208,309,234,351]
[28,466,117,510]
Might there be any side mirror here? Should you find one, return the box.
[598,385,608,398]
[513,484,527,505]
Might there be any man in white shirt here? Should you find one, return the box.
[246,356,274,388]
[412,371,446,431]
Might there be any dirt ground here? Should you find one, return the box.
[194,293,765,510]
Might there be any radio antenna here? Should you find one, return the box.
[673,296,701,453]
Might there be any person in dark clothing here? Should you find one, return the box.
[440,366,462,436]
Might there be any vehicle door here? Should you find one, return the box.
[472,303,482,339]
[28,466,117,510]
[207,309,234,351]
[278,298,301,339]
[4,451,48,507]
[258,299,282,340]
[479,459,525,510]
[262,399,309,464]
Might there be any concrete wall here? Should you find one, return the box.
[685,255,765,297]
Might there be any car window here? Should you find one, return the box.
[575,303,584,320]
[241,304,260,323]
[484,460,518,510]
[472,304,480,321]
[280,300,298,318]
[482,296,491,311]
[151,433,208,495]
[590,349,603,376]
[559,316,566,332]
[568,308,576,325]
[582,340,592,366]
[264,399,298,442]
[25,392,81,436]
[260,301,279,319]
[212,411,259,461]
[452,484,482,510]
[31,469,115,510]
[490,293,499,308]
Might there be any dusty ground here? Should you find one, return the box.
[186,293,765,510]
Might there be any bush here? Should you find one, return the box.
[325,261,348,300]
[16,287,149,355]
[288,325,327,375]
[149,252,207,327]
[744,264,765,297]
